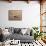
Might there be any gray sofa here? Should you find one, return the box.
[4,27,34,43]
[9,33,34,43]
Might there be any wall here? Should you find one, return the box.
[0,1,40,28]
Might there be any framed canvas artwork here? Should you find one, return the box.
[8,10,22,20]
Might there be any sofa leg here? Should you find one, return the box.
[21,44,22,46]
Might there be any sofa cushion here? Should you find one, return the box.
[8,27,14,34]
[14,28,21,33]
[21,28,27,35]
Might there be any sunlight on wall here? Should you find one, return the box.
[0,1,40,28]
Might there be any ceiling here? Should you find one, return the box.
[1,0,39,1]
[0,0,45,4]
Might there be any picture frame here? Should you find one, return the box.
[8,10,22,21]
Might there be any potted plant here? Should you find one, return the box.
[32,27,43,40]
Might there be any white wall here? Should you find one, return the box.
[0,1,40,28]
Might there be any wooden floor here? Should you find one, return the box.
[21,40,46,46]
[0,40,46,46]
